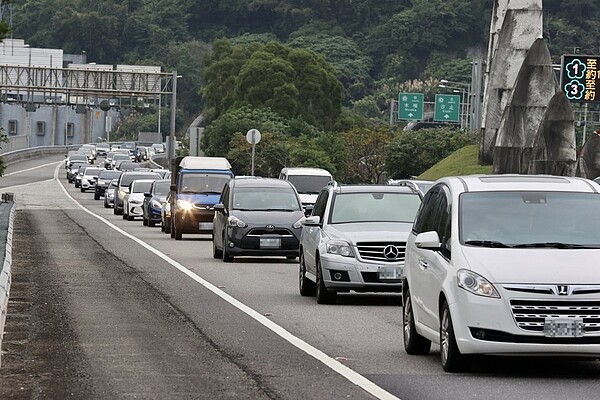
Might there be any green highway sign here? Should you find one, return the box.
[398,93,424,121]
[434,94,460,122]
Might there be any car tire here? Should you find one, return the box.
[104,201,110,209]
[94,193,100,200]
[213,234,223,259]
[123,213,128,220]
[299,251,316,297]
[174,216,182,240]
[148,220,155,227]
[127,215,134,221]
[403,288,431,355]
[315,259,336,304]
[440,301,471,372]
[222,232,233,262]
[143,217,148,226]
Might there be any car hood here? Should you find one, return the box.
[177,193,220,205]
[128,193,145,202]
[459,246,600,284]
[326,222,413,244]
[232,210,304,225]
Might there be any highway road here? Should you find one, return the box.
[1,155,600,399]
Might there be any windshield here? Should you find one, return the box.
[98,171,122,180]
[287,175,331,194]
[153,181,171,196]
[83,168,104,176]
[233,187,301,211]
[460,192,600,247]
[180,173,230,194]
[330,192,421,224]
[131,181,153,193]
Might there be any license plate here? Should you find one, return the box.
[543,318,584,337]
[377,266,402,280]
[260,238,281,248]
[198,222,213,230]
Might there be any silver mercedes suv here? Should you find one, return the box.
[299,182,422,304]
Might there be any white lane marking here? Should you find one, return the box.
[52,163,401,400]
[4,161,63,176]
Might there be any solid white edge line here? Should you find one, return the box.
[52,163,400,400]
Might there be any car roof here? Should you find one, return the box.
[232,177,294,189]
[280,167,332,176]
[331,184,419,195]
[440,174,600,193]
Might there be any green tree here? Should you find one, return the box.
[203,40,344,130]
[384,127,475,179]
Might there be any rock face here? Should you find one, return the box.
[528,92,577,176]
[480,0,543,164]
[493,38,558,174]
[577,133,600,180]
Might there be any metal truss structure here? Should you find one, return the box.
[0,65,175,108]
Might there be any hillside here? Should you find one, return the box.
[418,145,493,181]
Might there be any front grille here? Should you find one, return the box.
[247,228,294,237]
[510,299,600,333]
[356,241,406,263]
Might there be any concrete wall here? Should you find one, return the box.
[0,200,16,368]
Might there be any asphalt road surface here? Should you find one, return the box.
[1,155,600,400]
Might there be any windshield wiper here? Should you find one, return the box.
[512,242,593,249]
[260,208,297,212]
[464,240,511,248]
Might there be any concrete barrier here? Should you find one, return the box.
[0,200,15,368]
[1,145,81,166]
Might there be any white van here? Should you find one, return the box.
[403,174,600,372]
[279,167,333,208]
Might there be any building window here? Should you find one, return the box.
[36,121,46,136]
[65,122,74,138]
[8,120,17,135]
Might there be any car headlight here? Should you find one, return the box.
[292,217,304,229]
[177,199,193,210]
[457,269,500,298]
[326,240,355,257]
[227,215,247,228]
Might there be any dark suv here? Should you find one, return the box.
[94,170,122,200]
[212,177,305,262]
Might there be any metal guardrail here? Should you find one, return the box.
[0,144,81,166]
[0,200,15,368]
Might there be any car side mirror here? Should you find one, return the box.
[302,216,321,226]
[144,192,151,197]
[213,203,225,213]
[415,231,442,251]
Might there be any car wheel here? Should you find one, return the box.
[160,223,165,232]
[104,201,110,208]
[143,217,148,226]
[94,193,100,200]
[164,218,171,234]
[213,234,223,259]
[440,301,471,372]
[148,220,155,227]
[222,232,233,262]
[123,212,128,220]
[299,251,316,297]
[403,288,431,355]
[315,259,336,304]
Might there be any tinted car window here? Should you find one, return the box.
[120,173,160,187]
[181,174,230,194]
[232,187,301,211]
[131,181,153,193]
[287,175,331,194]
[98,170,122,180]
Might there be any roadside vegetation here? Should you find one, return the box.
[9,0,600,180]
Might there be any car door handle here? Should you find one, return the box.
[418,259,428,269]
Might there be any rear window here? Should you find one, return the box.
[120,173,160,187]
